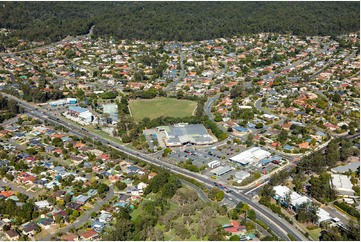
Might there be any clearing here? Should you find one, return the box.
[129,97,197,121]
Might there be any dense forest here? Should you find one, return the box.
[0,1,359,43]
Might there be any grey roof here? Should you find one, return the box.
[164,124,215,145]
[73,195,90,203]
[211,165,233,176]
[331,162,360,173]
[68,106,89,113]
[118,194,131,202]
[235,171,251,180]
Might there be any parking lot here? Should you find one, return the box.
[167,143,248,168]
[165,142,285,186]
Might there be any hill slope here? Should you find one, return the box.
[0,1,359,42]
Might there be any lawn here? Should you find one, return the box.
[129,97,197,121]
[215,216,231,226]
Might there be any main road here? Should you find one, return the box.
[1,92,308,241]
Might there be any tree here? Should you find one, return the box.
[215,190,225,201]
[296,202,319,224]
[246,134,253,147]
[230,235,240,241]
[162,148,171,157]
[176,90,184,99]
[115,181,127,191]
[208,187,221,201]
[309,172,337,203]
[63,193,72,204]
[55,214,63,224]
[248,209,257,220]
[104,218,134,240]
[97,183,109,195]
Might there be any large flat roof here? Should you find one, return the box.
[211,165,233,176]
[331,174,354,193]
[69,106,89,113]
[331,162,360,173]
[229,147,270,165]
[161,123,216,146]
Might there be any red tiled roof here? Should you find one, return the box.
[80,229,98,239]
[0,191,14,198]
[232,221,239,227]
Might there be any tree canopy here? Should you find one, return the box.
[0,2,359,43]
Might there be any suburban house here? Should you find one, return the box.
[223,221,247,235]
[22,222,38,236]
[73,195,90,204]
[38,218,54,229]
[66,202,82,210]
[17,172,37,185]
[35,200,53,210]
[79,229,99,241]
[5,230,20,241]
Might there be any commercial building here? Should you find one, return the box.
[229,147,271,166]
[273,185,310,208]
[208,160,221,169]
[234,171,251,183]
[68,106,94,123]
[211,165,234,176]
[331,162,360,174]
[331,174,354,196]
[102,103,118,123]
[158,123,217,147]
[49,99,66,107]
[273,185,332,225]
[49,98,77,107]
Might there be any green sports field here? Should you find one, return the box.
[129,97,197,121]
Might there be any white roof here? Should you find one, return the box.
[235,171,251,180]
[331,174,354,193]
[273,185,291,198]
[273,185,311,207]
[49,99,66,105]
[208,160,220,166]
[238,105,252,109]
[35,200,50,208]
[291,195,311,207]
[79,111,93,118]
[230,147,271,165]
[317,208,331,223]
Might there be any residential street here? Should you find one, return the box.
[0,180,40,199]
[38,186,114,241]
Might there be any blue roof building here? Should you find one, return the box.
[234,126,248,132]
[68,106,89,114]
[283,145,295,151]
